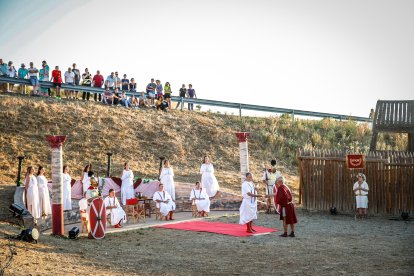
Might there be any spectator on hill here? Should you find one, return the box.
[139,92,150,108]
[120,91,132,108]
[156,95,168,112]
[187,84,197,111]
[7,61,17,92]
[175,84,187,109]
[42,61,51,96]
[64,67,75,99]
[18,63,29,94]
[129,78,137,92]
[164,82,172,110]
[156,79,163,98]
[113,88,121,106]
[102,87,114,105]
[39,64,49,96]
[129,95,138,108]
[93,70,104,102]
[115,72,122,91]
[0,59,8,92]
[50,65,62,99]
[106,72,116,89]
[121,74,129,91]
[72,63,81,100]
[146,78,156,107]
[28,62,40,96]
[81,68,92,101]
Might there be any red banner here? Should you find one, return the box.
[346,154,365,169]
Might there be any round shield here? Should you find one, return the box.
[273,184,280,214]
[89,198,106,239]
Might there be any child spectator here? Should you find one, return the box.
[156,79,163,98]
[18,63,29,94]
[175,84,187,109]
[50,66,62,99]
[353,173,369,219]
[113,88,121,106]
[129,95,138,108]
[155,95,168,112]
[121,74,129,91]
[120,91,132,108]
[7,61,16,92]
[129,78,137,92]
[139,92,150,108]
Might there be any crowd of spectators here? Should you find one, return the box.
[0,59,198,111]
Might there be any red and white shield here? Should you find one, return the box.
[89,198,106,239]
[273,184,280,214]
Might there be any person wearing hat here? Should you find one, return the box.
[353,173,369,219]
[262,159,281,214]
[18,63,29,94]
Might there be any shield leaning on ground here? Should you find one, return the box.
[273,184,280,214]
[90,198,106,239]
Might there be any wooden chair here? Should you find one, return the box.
[136,202,146,223]
[126,198,138,224]
[80,212,88,233]
[155,203,164,220]
[191,199,197,217]
[106,214,113,228]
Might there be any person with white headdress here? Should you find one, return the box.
[24,166,41,219]
[353,173,369,219]
[190,181,210,217]
[81,164,92,194]
[104,189,126,228]
[62,165,72,210]
[36,166,52,216]
[200,155,220,197]
[153,183,176,221]
[239,172,264,233]
[159,160,175,200]
[120,162,134,205]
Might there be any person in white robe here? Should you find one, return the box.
[262,160,281,214]
[79,191,88,220]
[104,189,126,228]
[190,181,210,216]
[239,172,264,233]
[120,162,135,205]
[200,155,220,197]
[153,183,176,221]
[62,165,72,210]
[81,164,92,193]
[36,166,52,216]
[353,173,369,219]
[24,166,41,219]
[159,160,175,200]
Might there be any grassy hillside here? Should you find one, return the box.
[0,93,406,195]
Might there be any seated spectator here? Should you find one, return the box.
[28,62,40,96]
[81,68,92,101]
[50,65,62,99]
[18,63,29,94]
[39,64,49,96]
[187,84,197,111]
[129,95,138,108]
[175,84,187,109]
[102,87,114,105]
[120,91,132,108]
[129,78,137,92]
[93,70,104,102]
[64,67,75,99]
[139,92,150,108]
[155,95,168,112]
[0,59,8,92]
[121,74,129,91]
[113,88,121,106]
[106,72,116,89]
[7,61,17,92]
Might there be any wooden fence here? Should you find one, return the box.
[297,148,414,215]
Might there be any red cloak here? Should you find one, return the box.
[276,184,298,225]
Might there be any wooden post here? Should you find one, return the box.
[106,152,113,177]
[235,132,250,183]
[16,156,25,187]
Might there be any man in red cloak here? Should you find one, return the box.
[266,176,298,237]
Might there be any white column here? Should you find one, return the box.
[235,132,250,183]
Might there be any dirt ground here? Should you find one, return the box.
[1,206,413,275]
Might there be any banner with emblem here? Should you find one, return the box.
[346,154,365,169]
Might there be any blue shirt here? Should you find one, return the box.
[146,83,156,92]
[106,76,116,87]
[0,63,7,75]
[18,68,28,79]
[122,78,129,90]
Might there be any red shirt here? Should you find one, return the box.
[93,74,104,87]
[52,70,62,83]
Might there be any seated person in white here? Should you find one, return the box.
[79,191,88,221]
[104,189,126,228]
[190,181,210,217]
[153,183,176,221]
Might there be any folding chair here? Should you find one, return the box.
[126,198,138,224]
[136,201,146,223]
[106,214,113,228]
[191,199,198,217]
[80,212,88,233]
[155,203,164,220]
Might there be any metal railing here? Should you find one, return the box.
[0,76,372,122]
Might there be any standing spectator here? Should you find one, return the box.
[113,88,121,106]
[155,95,168,112]
[7,61,17,92]
[102,87,114,105]
[64,67,75,99]
[187,84,197,111]
[129,78,137,92]
[115,72,122,91]
[81,68,92,101]
[120,91,132,108]
[139,92,150,108]
[146,78,156,107]
[72,63,81,100]
[39,63,49,96]
[106,72,116,89]
[175,84,187,109]
[164,82,172,110]
[50,65,63,99]
[28,62,40,96]
[42,61,51,96]
[18,63,29,94]
[0,59,8,92]
[121,74,129,91]
[92,70,104,102]
[156,79,163,98]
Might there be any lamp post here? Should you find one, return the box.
[106,153,113,177]
[158,156,165,180]
[16,156,25,187]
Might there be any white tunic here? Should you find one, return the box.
[153,190,176,216]
[190,188,210,212]
[62,173,72,210]
[160,167,175,200]
[353,181,369,209]
[36,175,52,215]
[79,198,88,219]
[200,163,220,197]
[262,170,281,195]
[121,169,135,205]
[26,176,41,219]
[239,180,258,225]
[82,172,91,194]
[104,196,126,225]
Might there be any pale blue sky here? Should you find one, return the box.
[0,0,412,117]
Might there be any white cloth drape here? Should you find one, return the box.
[62,173,72,210]
[160,167,175,200]
[200,163,220,197]
[104,196,126,225]
[82,172,91,194]
[153,190,176,216]
[36,175,52,215]
[26,176,41,219]
[239,181,258,225]
[190,188,210,212]
[121,169,134,205]
[353,181,369,208]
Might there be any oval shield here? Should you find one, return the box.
[89,198,106,239]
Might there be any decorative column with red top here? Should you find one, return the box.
[235,132,250,183]
[46,135,67,236]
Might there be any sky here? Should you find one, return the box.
[0,0,413,118]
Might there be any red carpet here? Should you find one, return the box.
[154,221,280,237]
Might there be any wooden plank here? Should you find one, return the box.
[297,156,387,162]
[390,102,395,126]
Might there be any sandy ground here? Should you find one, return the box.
[1,208,413,276]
